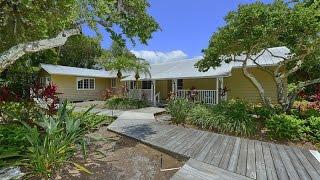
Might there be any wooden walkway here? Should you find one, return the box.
[108,110,320,180]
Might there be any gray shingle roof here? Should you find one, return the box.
[40,64,117,78]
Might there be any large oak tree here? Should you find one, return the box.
[196,0,319,111]
[0,0,159,72]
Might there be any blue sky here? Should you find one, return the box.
[84,0,272,63]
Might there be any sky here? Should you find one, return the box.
[84,0,272,64]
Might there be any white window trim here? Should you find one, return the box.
[76,77,95,90]
[111,78,117,88]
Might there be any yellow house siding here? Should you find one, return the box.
[182,78,217,90]
[51,75,111,101]
[156,80,169,100]
[224,67,279,104]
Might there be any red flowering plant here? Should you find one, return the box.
[30,82,60,114]
[294,84,320,113]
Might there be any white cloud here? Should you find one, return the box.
[130,50,188,64]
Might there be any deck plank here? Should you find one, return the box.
[171,158,252,180]
[254,141,267,180]
[227,137,241,172]
[301,149,320,175]
[277,145,300,180]
[203,135,225,164]
[194,134,219,162]
[184,132,212,157]
[162,129,190,148]
[261,142,278,180]
[219,137,236,169]
[293,147,320,180]
[285,146,311,180]
[176,131,206,155]
[169,130,199,152]
[211,136,231,166]
[269,143,289,180]
[246,140,256,179]
[236,138,248,176]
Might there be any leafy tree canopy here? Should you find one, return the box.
[196,0,319,110]
[0,0,159,52]
[57,35,102,68]
[196,0,319,71]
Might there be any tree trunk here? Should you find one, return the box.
[0,28,81,73]
[242,58,271,107]
[274,74,289,111]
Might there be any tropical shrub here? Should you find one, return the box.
[17,102,92,178]
[0,101,42,122]
[72,112,115,130]
[166,98,192,124]
[211,100,256,136]
[253,105,280,120]
[188,104,213,128]
[306,116,320,142]
[266,114,306,141]
[105,97,149,110]
[0,124,29,167]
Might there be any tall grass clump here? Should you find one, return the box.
[166,98,192,124]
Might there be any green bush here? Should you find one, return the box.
[105,97,149,110]
[18,102,92,178]
[188,100,256,136]
[72,112,115,130]
[166,98,192,124]
[307,116,320,142]
[0,101,42,122]
[0,124,29,167]
[253,105,279,120]
[266,114,306,141]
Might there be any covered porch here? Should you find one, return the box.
[124,77,227,106]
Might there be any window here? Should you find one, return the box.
[142,81,152,89]
[111,78,116,88]
[129,81,136,89]
[177,79,183,90]
[40,77,51,86]
[77,77,95,90]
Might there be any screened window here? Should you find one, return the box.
[177,79,183,90]
[111,78,116,88]
[77,77,95,90]
[130,81,136,89]
[142,81,152,89]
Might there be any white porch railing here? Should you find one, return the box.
[128,89,153,102]
[177,90,218,104]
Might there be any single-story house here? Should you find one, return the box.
[39,46,289,105]
[39,64,119,101]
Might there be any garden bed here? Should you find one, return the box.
[53,129,183,180]
[165,98,320,151]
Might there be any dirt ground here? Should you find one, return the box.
[73,101,107,109]
[54,127,184,180]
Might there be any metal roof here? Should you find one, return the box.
[122,46,290,81]
[41,46,290,80]
[40,64,117,78]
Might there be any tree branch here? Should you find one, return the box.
[242,55,271,107]
[0,28,81,72]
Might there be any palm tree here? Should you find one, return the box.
[133,58,151,89]
[98,41,136,79]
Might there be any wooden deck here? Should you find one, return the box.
[108,110,320,180]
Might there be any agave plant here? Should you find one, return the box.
[18,101,93,178]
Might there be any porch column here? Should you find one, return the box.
[220,77,224,101]
[172,79,178,96]
[216,78,219,104]
[152,80,156,106]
